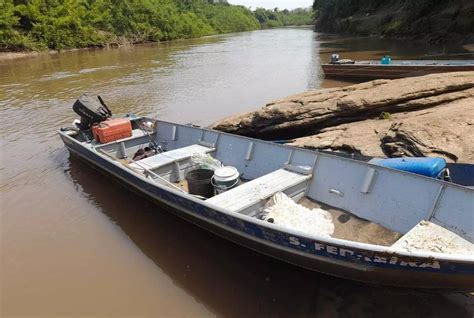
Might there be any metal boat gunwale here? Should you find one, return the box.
[57,118,474,264]
[345,60,474,66]
[63,144,368,270]
[163,120,472,191]
[90,118,473,191]
[321,59,474,79]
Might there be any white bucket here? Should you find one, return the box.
[212,166,240,194]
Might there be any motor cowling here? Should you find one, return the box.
[330,53,340,64]
[72,94,112,130]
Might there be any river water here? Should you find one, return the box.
[1,27,473,317]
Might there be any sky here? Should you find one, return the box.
[228,0,313,10]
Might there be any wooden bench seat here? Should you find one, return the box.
[206,168,312,214]
[129,144,214,172]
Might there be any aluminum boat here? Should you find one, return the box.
[322,59,474,80]
[59,104,474,291]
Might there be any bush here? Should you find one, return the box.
[255,7,313,28]
[0,0,260,51]
[1,0,314,51]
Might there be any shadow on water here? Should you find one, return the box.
[66,155,473,318]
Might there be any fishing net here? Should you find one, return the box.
[263,192,334,238]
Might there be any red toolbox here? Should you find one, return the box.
[92,118,132,143]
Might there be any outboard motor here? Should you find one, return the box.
[72,94,112,130]
[330,53,340,64]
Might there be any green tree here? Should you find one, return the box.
[0,0,312,52]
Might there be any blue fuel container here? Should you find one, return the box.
[381,55,391,65]
[369,157,446,178]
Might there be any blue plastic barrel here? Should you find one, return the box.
[369,157,446,178]
[381,55,391,65]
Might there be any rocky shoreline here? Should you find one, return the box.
[211,72,474,163]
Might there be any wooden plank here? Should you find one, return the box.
[129,144,213,171]
[206,169,311,212]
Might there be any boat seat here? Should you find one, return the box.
[391,220,474,255]
[206,168,312,214]
[129,144,214,173]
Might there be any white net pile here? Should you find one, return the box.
[263,192,334,238]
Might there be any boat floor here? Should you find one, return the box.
[298,197,402,246]
[167,175,467,253]
[174,177,401,247]
[176,179,189,193]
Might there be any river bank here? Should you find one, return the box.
[211,71,474,163]
[0,26,315,62]
[0,38,192,61]
[0,47,95,61]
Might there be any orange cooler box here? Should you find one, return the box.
[92,118,132,143]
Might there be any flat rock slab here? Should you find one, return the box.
[211,72,474,162]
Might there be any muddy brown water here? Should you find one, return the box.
[1,28,473,317]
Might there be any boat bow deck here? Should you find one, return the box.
[391,220,474,255]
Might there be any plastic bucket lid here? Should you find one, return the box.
[213,166,239,183]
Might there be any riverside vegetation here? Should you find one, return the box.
[254,7,314,28]
[312,0,474,43]
[0,0,313,52]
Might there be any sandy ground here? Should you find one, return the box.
[298,197,402,246]
[0,51,42,61]
[0,47,102,61]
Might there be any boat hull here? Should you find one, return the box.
[60,132,474,291]
[321,63,474,80]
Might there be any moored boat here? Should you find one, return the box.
[59,94,474,291]
[321,55,474,80]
